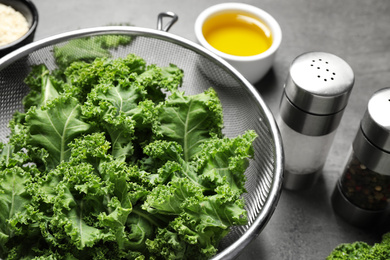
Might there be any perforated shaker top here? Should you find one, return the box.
[285,52,354,115]
[361,87,390,152]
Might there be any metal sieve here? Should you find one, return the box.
[0,12,283,260]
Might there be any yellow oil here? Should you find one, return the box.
[202,12,273,56]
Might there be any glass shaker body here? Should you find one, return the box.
[279,117,336,176]
[338,148,390,212]
[332,87,390,227]
[278,95,340,190]
[279,52,354,190]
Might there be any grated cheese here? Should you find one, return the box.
[0,3,29,47]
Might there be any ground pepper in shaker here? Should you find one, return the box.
[278,52,354,191]
[332,87,390,227]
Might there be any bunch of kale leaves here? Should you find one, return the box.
[0,38,257,260]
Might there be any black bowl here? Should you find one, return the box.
[0,0,39,57]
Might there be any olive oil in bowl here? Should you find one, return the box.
[195,3,282,83]
[202,12,272,57]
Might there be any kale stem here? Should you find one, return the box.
[132,207,167,228]
[106,194,113,214]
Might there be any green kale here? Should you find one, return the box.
[23,64,62,110]
[25,95,91,170]
[0,53,257,260]
[327,232,390,260]
[154,89,223,162]
[54,34,133,70]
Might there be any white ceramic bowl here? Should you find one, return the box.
[195,3,282,84]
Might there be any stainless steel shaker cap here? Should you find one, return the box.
[285,52,354,115]
[361,87,390,152]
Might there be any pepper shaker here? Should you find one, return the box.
[332,87,390,227]
[278,52,354,190]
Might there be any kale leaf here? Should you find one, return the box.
[54,35,133,70]
[327,232,390,260]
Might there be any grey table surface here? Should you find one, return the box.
[29,0,390,259]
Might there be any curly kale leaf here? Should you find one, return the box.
[54,35,132,70]
[0,167,32,250]
[25,95,91,170]
[142,131,256,259]
[146,228,186,260]
[196,130,257,194]
[23,64,62,110]
[155,88,224,162]
[142,140,201,187]
[136,64,184,100]
[327,232,390,260]
[144,179,246,259]
[61,54,146,103]
[0,165,46,259]
[80,57,183,161]
[143,130,256,192]
[17,133,156,258]
[82,81,141,161]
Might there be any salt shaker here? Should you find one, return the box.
[332,87,390,227]
[278,52,354,190]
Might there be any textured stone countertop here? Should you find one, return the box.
[29,0,390,259]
